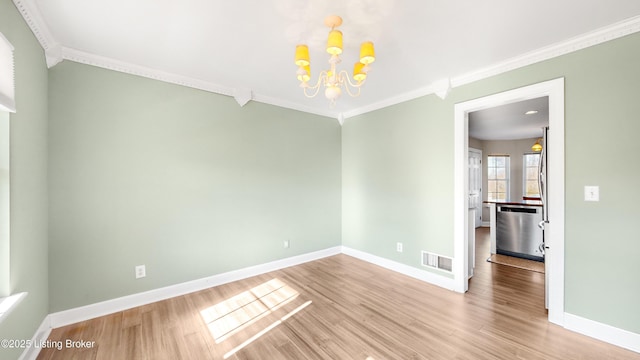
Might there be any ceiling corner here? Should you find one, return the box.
[13,0,59,54]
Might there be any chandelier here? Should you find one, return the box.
[294,15,375,106]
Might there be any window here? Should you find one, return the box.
[0,32,12,301]
[0,33,15,321]
[0,32,15,112]
[0,111,7,298]
[487,155,509,201]
[523,153,541,198]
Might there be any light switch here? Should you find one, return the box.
[584,186,599,202]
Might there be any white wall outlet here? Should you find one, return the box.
[584,186,599,202]
[135,265,146,279]
[396,242,403,252]
[284,240,290,249]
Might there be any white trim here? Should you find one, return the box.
[453,78,566,326]
[11,0,59,54]
[564,313,640,354]
[0,292,27,324]
[546,81,566,325]
[453,99,468,293]
[451,15,640,89]
[345,15,640,119]
[17,245,640,358]
[12,0,640,120]
[17,315,51,360]
[341,246,456,291]
[48,245,457,329]
[342,84,440,119]
[233,88,253,107]
[62,47,234,97]
[61,47,338,120]
[48,246,341,328]
[250,92,337,119]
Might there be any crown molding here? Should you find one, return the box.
[62,47,236,96]
[342,84,438,119]
[63,47,339,119]
[13,0,640,121]
[344,14,640,120]
[12,1,338,119]
[251,92,338,119]
[451,15,640,88]
[12,1,59,54]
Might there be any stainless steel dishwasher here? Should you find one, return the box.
[496,204,544,261]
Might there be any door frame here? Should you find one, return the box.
[453,78,565,326]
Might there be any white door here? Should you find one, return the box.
[468,148,482,228]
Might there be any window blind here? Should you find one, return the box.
[0,33,15,113]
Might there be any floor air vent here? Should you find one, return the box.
[421,251,453,272]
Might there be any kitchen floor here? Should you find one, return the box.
[469,226,546,313]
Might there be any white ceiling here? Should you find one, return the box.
[15,0,640,120]
[469,97,549,140]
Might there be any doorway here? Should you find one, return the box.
[453,78,565,326]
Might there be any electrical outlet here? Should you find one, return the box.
[396,242,403,252]
[284,240,290,249]
[135,265,146,279]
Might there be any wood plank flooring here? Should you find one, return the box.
[37,228,640,359]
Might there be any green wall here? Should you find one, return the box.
[0,0,50,359]
[2,0,640,356]
[343,32,640,333]
[342,96,454,268]
[47,62,342,311]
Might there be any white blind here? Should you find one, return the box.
[0,33,15,113]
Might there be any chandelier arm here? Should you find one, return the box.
[338,71,363,98]
[303,85,322,98]
[341,70,366,89]
[302,71,327,98]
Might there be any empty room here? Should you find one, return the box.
[1,1,640,359]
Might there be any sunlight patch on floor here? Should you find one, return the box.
[223,300,313,359]
[200,278,302,344]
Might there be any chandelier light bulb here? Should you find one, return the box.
[296,65,310,82]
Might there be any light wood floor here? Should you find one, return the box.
[37,228,639,359]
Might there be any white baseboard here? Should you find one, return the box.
[18,315,51,360]
[49,245,455,330]
[48,246,342,328]
[21,245,640,358]
[564,313,640,354]
[341,246,456,291]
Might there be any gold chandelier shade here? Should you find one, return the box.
[532,138,543,152]
[294,45,310,67]
[359,41,375,64]
[294,15,375,107]
[353,62,367,82]
[326,30,343,55]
